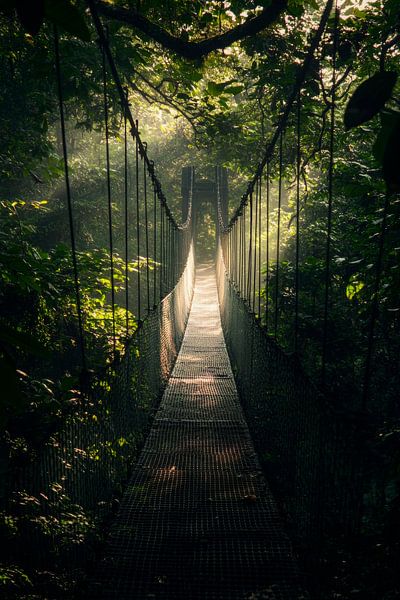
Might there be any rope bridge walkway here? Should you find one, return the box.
[91,264,306,599]
[3,1,394,597]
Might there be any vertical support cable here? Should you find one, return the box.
[253,181,259,314]
[168,219,172,291]
[123,88,129,340]
[169,222,172,289]
[237,220,240,290]
[54,28,86,372]
[171,226,175,287]
[237,223,239,287]
[265,161,270,332]
[170,221,173,289]
[234,225,238,285]
[295,94,301,352]
[247,192,253,307]
[166,219,170,292]
[227,233,229,276]
[175,227,178,283]
[216,165,220,239]
[177,227,180,282]
[230,225,233,283]
[165,218,169,292]
[242,207,247,299]
[238,215,242,291]
[160,207,164,302]
[153,181,157,307]
[274,131,284,339]
[165,213,168,292]
[135,121,141,322]
[258,175,262,317]
[321,5,338,385]
[231,226,234,284]
[229,229,232,280]
[143,150,151,314]
[102,41,116,355]
[171,223,177,290]
[231,225,234,284]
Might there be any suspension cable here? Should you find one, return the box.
[235,223,238,286]
[153,173,157,307]
[160,208,164,302]
[258,175,262,317]
[253,180,259,314]
[135,126,141,322]
[294,93,301,352]
[88,0,188,233]
[168,219,172,291]
[321,4,339,385]
[242,207,246,298]
[238,211,242,291]
[247,192,253,307]
[223,0,334,231]
[265,161,270,332]
[274,130,284,340]
[143,146,151,313]
[123,88,129,340]
[54,27,87,373]
[102,41,116,356]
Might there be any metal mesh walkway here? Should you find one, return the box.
[92,264,307,599]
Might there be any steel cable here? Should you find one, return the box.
[102,41,117,356]
[274,131,284,340]
[54,27,87,372]
[321,5,339,385]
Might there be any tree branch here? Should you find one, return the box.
[94,0,288,60]
[133,71,200,134]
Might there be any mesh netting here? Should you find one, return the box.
[2,245,195,580]
[88,264,308,600]
[216,244,365,550]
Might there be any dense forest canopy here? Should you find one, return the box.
[1,0,398,181]
[0,0,400,598]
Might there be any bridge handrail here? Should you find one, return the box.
[218,0,334,233]
[88,0,191,232]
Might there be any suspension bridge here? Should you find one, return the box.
[5,1,389,598]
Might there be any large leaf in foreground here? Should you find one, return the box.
[344,71,398,130]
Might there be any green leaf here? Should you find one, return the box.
[207,81,227,97]
[224,85,244,95]
[346,279,365,300]
[187,70,203,83]
[344,71,398,130]
[44,0,91,42]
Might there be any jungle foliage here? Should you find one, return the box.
[0,0,399,598]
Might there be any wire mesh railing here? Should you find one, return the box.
[214,0,393,582]
[1,5,195,595]
[216,239,364,552]
[6,247,195,581]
